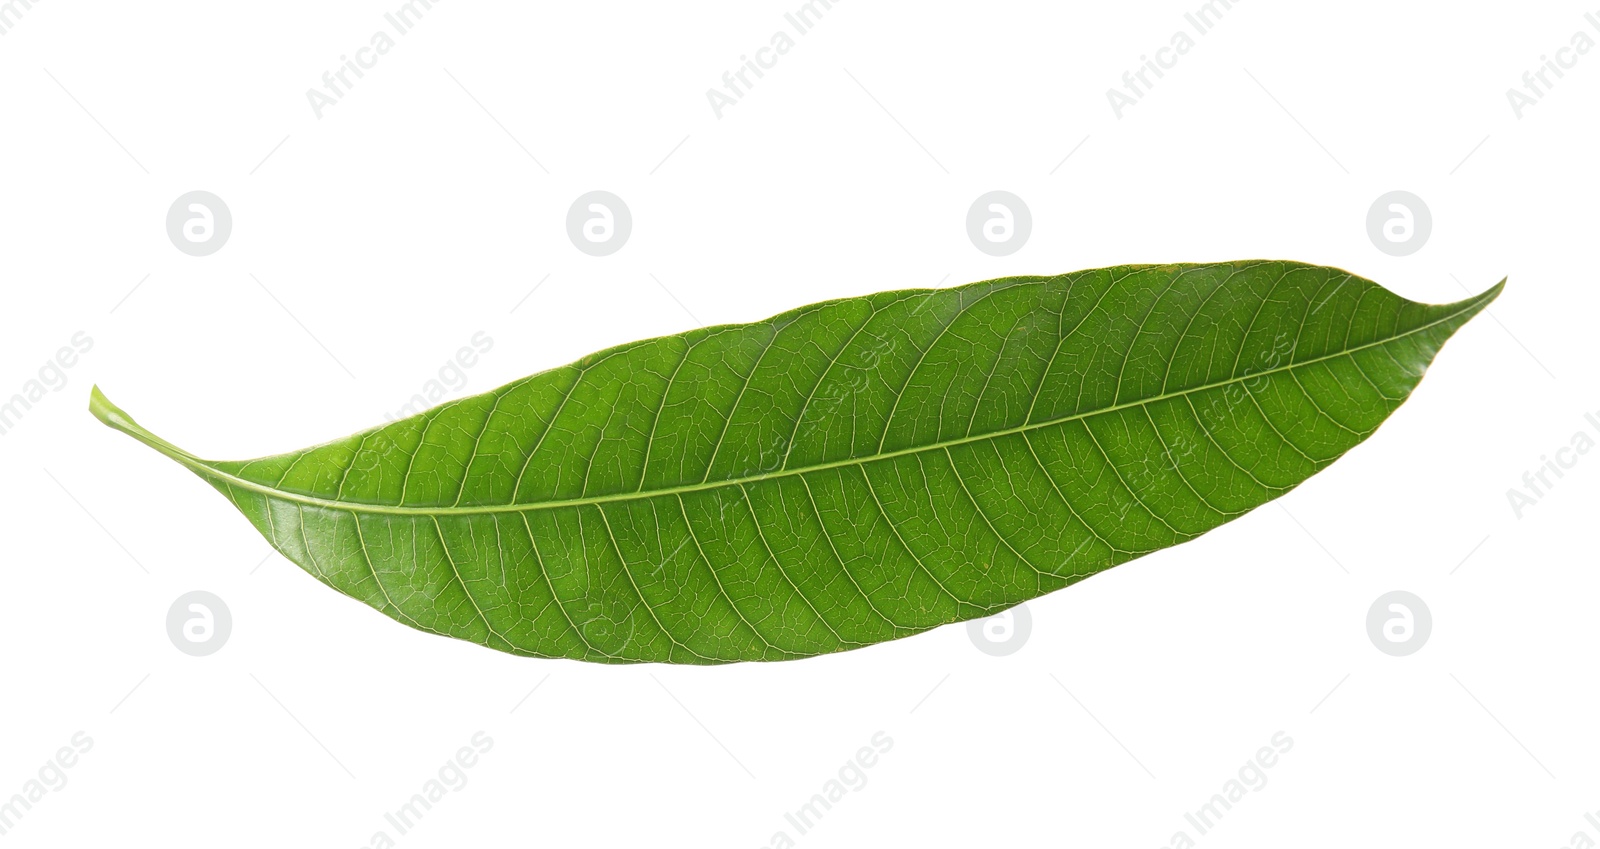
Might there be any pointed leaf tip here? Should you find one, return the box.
[1459,277,1506,314]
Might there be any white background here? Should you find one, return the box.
[2,1,1596,846]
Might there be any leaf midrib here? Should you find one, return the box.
[161,303,1475,518]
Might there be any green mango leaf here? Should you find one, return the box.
[92,261,1501,664]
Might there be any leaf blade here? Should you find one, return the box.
[92,262,1502,663]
